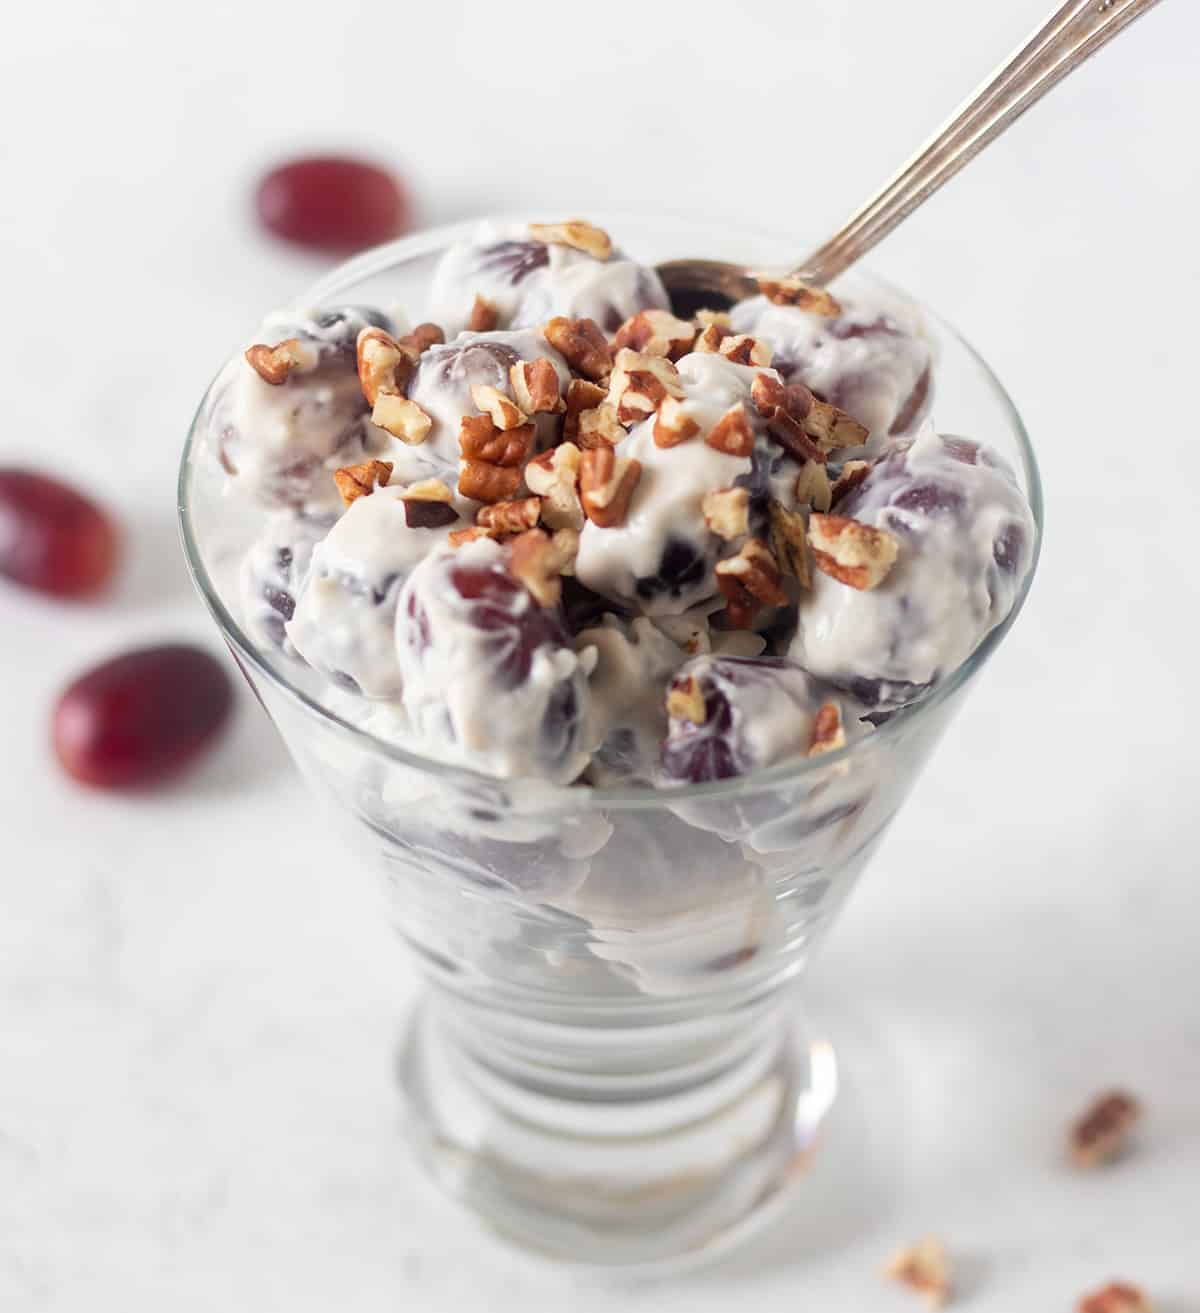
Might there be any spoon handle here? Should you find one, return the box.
[790,0,1164,286]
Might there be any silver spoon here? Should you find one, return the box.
[657,0,1165,312]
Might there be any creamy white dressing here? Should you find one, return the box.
[429,221,669,337]
[791,426,1034,702]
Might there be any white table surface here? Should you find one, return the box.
[2,2,1198,1308]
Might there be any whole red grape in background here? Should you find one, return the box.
[256,156,411,252]
[53,645,234,789]
[0,468,118,598]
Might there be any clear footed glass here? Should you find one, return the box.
[179,215,1042,1273]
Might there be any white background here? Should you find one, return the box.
[2,1,1198,1308]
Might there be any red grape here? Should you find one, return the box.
[255,156,410,252]
[53,645,234,789]
[0,468,118,598]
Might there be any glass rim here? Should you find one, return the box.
[177,213,1044,811]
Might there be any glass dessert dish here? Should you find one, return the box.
[178,214,1042,1272]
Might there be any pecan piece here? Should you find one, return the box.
[470,383,527,431]
[767,500,811,588]
[606,348,684,424]
[579,447,642,528]
[576,402,626,450]
[701,487,750,541]
[563,378,607,442]
[612,309,697,361]
[694,309,733,330]
[458,415,535,466]
[467,295,499,333]
[714,539,786,627]
[1077,1281,1152,1313]
[705,404,755,458]
[543,316,612,381]
[458,461,523,504]
[786,381,869,451]
[476,496,542,535]
[509,526,579,605]
[693,321,732,353]
[528,219,612,260]
[333,459,393,506]
[884,1237,950,1309]
[795,459,833,512]
[831,459,872,506]
[245,338,309,385]
[654,396,701,448]
[756,276,842,317]
[400,477,457,529]
[524,442,584,530]
[395,322,445,354]
[750,371,787,417]
[718,334,773,368]
[808,513,898,590]
[1070,1091,1142,1168]
[510,358,564,414]
[357,327,417,405]
[371,395,433,445]
[808,702,845,756]
[666,675,707,725]
[448,525,496,548]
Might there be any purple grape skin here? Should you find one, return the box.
[635,537,708,604]
[475,241,551,285]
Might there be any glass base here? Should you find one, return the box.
[395,990,839,1274]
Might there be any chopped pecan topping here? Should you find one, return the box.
[654,396,701,448]
[714,539,786,627]
[694,321,733,353]
[1070,1091,1142,1168]
[395,322,445,354]
[704,404,755,458]
[563,378,607,442]
[606,348,684,424]
[884,1237,950,1309]
[458,461,523,504]
[757,276,842,317]
[796,459,833,512]
[403,500,458,529]
[809,513,898,590]
[767,500,811,588]
[831,459,872,506]
[458,415,535,466]
[752,372,828,464]
[579,446,642,528]
[612,309,697,361]
[476,496,542,535]
[576,402,626,449]
[718,334,773,368]
[510,358,564,414]
[701,487,750,540]
[1077,1281,1152,1313]
[524,442,584,530]
[543,316,613,381]
[528,219,612,260]
[401,477,453,503]
[808,702,846,756]
[666,675,707,725]
[470,383,527,431]
[244,338,308,385]
[357,327,417,405]
[509,526,579,605]
[750,371,787,416]
[466,294,499,333]
[694,309,733,330]
[448,525,496,548]
[333,459,393,506]
[786,381,869,451]
[371,395,433,445]
[399,477,457,528]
